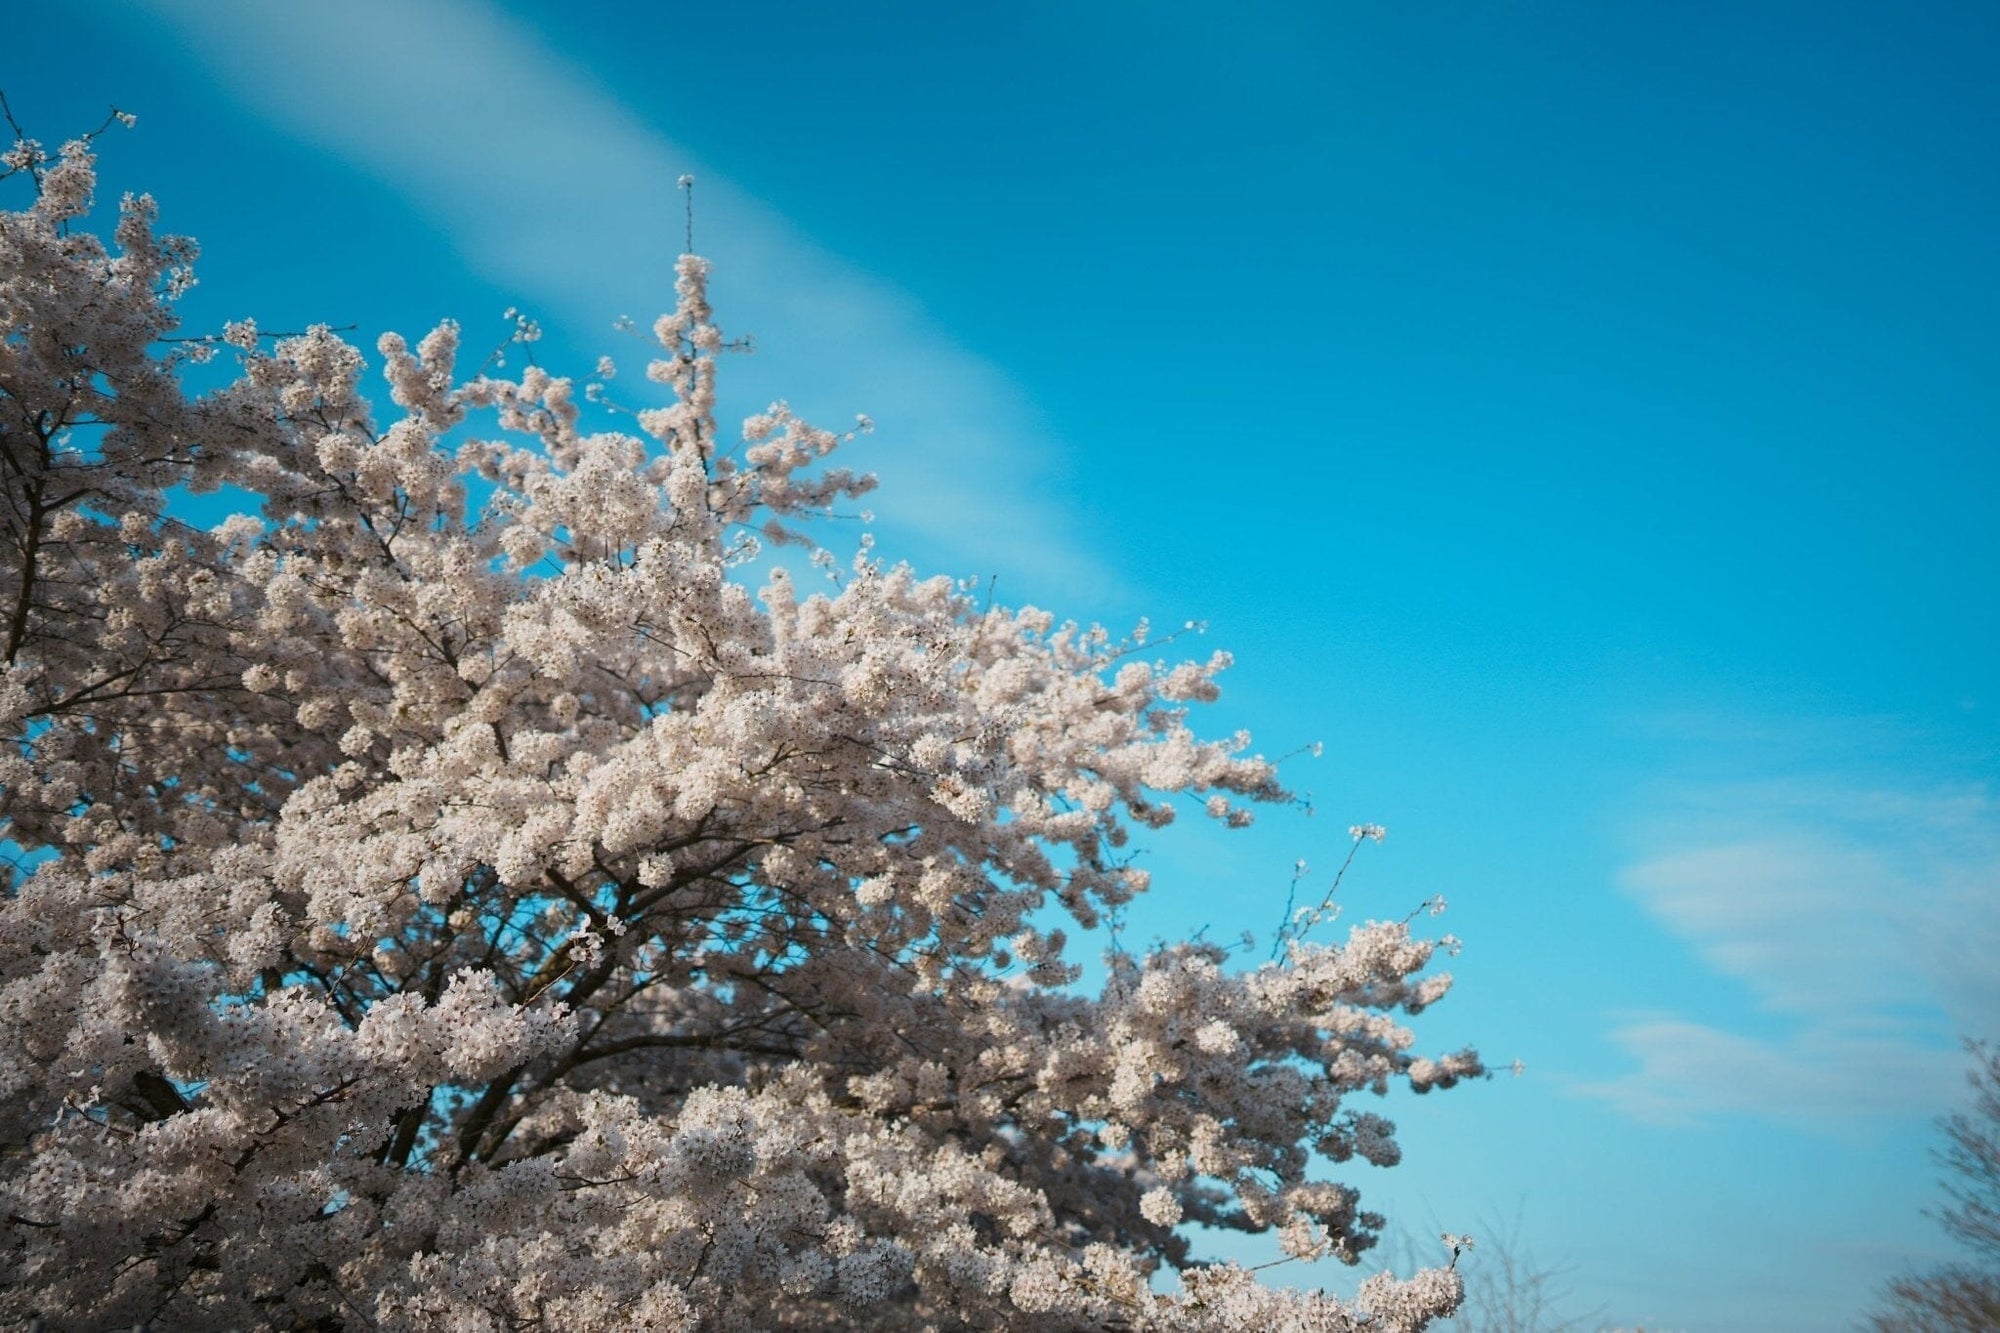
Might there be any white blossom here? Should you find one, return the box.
[0,143,1481,1331]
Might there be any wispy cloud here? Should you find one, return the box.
[1576,1014,1963,1127]
[130,0,1105,596]
[1578,727,1999,1125]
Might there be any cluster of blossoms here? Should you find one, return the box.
[0,139,1481,1329]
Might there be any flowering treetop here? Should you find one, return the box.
[0,127,1481,1330]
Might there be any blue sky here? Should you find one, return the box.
[9,2,1998,1328]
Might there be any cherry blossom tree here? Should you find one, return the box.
[0,120,1483,1330]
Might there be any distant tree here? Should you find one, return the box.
[1368,1209,1616,1333]
[0,122,1484,1328]
[1448,1213,1596,1333]
[1867,1041,2000,1332]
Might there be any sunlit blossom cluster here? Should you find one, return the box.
[0,140,1480,1329]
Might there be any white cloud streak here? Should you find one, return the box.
[1581,755,1999,1125]
[129,0,1106,595]
[1575,1014,1964,1127]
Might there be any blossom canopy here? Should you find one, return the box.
[0,130,1481,1330]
